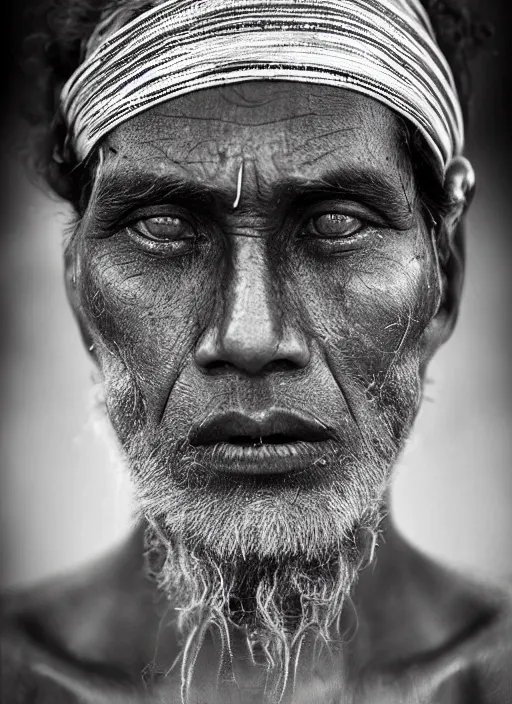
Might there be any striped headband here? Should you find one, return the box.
[61,0,464,170]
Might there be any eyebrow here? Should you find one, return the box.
[90,163,416,230]
[273,166,416,229]
[90,167,222,221]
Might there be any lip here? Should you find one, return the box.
[189,408,334,475]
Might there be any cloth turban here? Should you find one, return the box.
[61,0,464,171]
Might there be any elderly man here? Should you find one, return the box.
[2,0,511,702]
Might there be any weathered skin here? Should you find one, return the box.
[2,82,511,703]
[2,524,512,703]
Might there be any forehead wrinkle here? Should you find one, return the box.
[294,122,403,171]
[92,144,416,230]
[150,82,330,127]
[294,125,359,153]
[108,130,257,205]
[108,134,235,177]
[103,88,415,219]
[151,106,320,129]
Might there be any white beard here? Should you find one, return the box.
[90,354,420,702]
[127,429,393,702]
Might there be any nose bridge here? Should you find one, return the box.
[194,233,310,375]
[219,235,282,368]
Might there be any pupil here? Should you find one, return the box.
[150,217,183,237]
[316,213,348,235]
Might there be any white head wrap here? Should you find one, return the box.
[61,0,464,170]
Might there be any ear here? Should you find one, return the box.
[421,156,476,362]
[64,242,97,360]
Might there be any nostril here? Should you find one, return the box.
[201,359,233,373]
[198,357,302,376]
[262,359,301,373]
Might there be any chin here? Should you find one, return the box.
[130,432,390,556]
[138,457,385,702]
[127,429,392,691]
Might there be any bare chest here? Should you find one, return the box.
[8,659,499,704]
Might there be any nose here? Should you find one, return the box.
[195,236,310,375]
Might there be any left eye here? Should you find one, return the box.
[132,215,195,241]
[306,213,362,238]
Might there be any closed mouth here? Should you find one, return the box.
[189,409,335,475]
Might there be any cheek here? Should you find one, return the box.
[77,237,215,425]
[295,229,440,385]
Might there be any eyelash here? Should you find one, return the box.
[301,226,377,256]
[126,228,206,257]
[121,208,203,256]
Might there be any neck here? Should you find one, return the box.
[127,517,421,696]
[77,516,467,702]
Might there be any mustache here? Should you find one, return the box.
[131,434,358,487]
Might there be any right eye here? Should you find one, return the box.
[127,214,202,255]
[132,215,195,241]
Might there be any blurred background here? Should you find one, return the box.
[1,0,511,589]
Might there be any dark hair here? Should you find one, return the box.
[18,0,491,222]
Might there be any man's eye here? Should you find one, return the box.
[125,214,204,256]
[307,213,363,238]
[132,215,194,241]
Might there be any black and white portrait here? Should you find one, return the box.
[1,1,511,702]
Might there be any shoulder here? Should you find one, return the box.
[0,533,164,703]
[428,569,512,704]
[387,542,512,704]
[1,587,81,704]
[467,577,512,704]
[1,572,141,704]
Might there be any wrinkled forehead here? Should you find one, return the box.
[105,82,410,186]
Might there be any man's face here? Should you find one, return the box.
[68,80,444,657]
